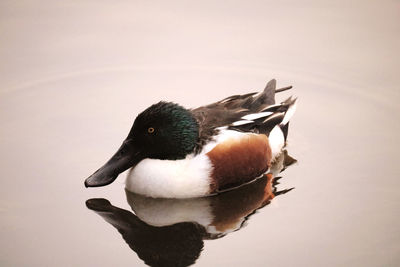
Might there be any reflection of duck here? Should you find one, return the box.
[85,79,297,198]
[86,151,296,267]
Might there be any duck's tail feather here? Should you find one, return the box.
[280,97,297,126]
[275,85,293,93]
[215,79,290,112]
[246,79,294,112]
[250,79,277,110]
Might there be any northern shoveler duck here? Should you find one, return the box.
[84,79,297,198]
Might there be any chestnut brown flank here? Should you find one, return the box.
[206,134,272,193]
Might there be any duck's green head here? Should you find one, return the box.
[84,102,199,187]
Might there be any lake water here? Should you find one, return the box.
[1,1,399,266]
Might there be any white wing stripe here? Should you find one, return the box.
[262,112,285,123]
[241,112,273,120]
[231,120,254,126]
[281,99,297,125]
[261,103,282,112]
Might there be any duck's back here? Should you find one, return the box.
[191,79,296,150]
[191,79,297,194]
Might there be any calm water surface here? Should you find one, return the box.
[1,1,399,266]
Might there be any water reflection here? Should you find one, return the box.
[86,151,296,267]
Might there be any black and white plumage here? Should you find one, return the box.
[191,79,297,155]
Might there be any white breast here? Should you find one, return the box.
[125,153,213,198]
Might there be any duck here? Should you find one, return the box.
[84,79,297,198]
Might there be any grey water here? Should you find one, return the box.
[1,1,399,266]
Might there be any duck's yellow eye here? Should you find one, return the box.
[147,127,155,134]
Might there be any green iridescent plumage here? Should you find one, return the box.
[130,102,199,160]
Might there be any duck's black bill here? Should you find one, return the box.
[84,139,142,188]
